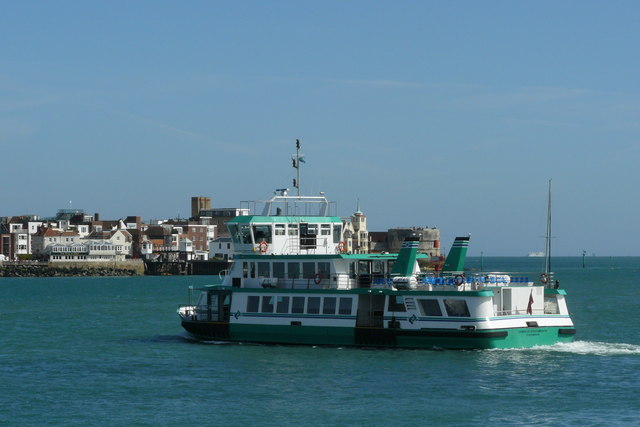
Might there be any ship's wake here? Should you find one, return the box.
[492,340,640,356]
[541,340,640,356]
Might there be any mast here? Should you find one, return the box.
[544,179,552,275]
[292,139,302,197]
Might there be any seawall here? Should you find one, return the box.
[0,260,145,277]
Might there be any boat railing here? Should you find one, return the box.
[260,274,344,290]
[271,237,336,255]
[496,308,546,316]
[178,304,224,321]
[248,271,555,291]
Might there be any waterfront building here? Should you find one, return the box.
[209,237,233,261]
[342,202,369,254]
[387,227,441,257]
[197,207,249,237]
[191,196,211,218]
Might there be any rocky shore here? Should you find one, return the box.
[0,261,144,277]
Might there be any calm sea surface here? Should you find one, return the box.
[1,257,639,426]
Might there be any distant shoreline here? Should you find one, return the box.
[0,261,144,277]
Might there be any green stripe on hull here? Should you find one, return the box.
[231,324,354,346]
[395,327,576,349]
[184,321,576,349]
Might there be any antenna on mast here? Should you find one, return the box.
[292,139,304,197]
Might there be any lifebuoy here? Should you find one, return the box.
[454,274,465,287]
[259,241,268,253]
[314,273,322,285]
[540,273,549,284]
[338,241,346,253]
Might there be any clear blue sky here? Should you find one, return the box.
[1,1,639,256]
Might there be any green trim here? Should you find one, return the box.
[235,253,428,260]
[185,322,576,349]
[237,254,347,260]
[229,216,343,224]
[231,324,354,346]
[200,285,493,296]
[545,288,568,295]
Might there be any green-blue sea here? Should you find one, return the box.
[1,257,639,426]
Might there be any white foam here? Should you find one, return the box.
[540,341,640,356]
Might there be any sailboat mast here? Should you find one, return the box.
[544,179,552,275]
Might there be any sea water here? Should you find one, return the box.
[1,257,639,426]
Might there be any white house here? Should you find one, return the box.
[47,229,133,262]
[209,237,234,261]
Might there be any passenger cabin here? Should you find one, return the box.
[226,193,344,256]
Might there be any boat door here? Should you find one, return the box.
[206,290,232,322]
[355,295,385,328]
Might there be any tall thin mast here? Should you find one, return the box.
[296,140,301,197]
[544,179,552,275]
[292,139,303,197]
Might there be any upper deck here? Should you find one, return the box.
[227,192,344,255]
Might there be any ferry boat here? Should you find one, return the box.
[178,145,576,349]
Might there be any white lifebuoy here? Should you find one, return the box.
[540,273,549,284]
[338,241,346,253]
[259,241,268,253]
[454,274,465,287]
[314,273,322,285]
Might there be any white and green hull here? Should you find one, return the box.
[180,287,575,349]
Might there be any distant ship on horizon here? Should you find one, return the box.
[527,251,545,257]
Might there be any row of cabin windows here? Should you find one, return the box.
[387,296,471,317]
[246,296,353,315]
[229,223,342,245]
[243,261,331,279]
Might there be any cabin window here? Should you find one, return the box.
[387,260,396,273]
[333,224,342,243]
[275,224,285,236]
[291,297,305,314]
[242,262,249,278]
[246,296,260,312]
[323,297,336,314]
[349,262,356,278]
[258,262,270,278]
[302,262,315,278]
[240,225,252,244]
[443,300,470,317]
[300,223,316,249]
[318,262,330,279]
[288,224,298,236]
[252,225,272,244]
[338,297,352,315]
[388,296,407,312]
[250,263,256,279]
[320,224,331,235]
[418,299,442,316]
[358,260,369,275]
[261,296,274,313]
[372,260,385,275]
[288,262,300,279]
[544,296,560,314]
[273,262,285,279]
[307,297,321,314]
[276,296,290,314]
